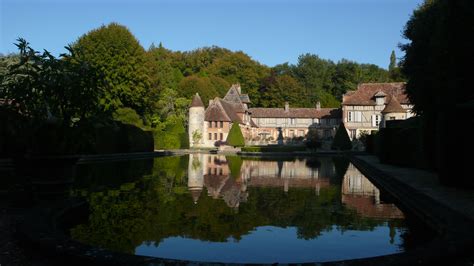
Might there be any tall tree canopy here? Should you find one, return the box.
[72,23,151,115]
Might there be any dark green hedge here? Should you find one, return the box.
[376,117,424,168]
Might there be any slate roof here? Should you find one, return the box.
[190,93,204,107]
[204,98,244,124]
[249,107,341,119]
[381,96,406,113]
[342,82,409,106]
[223,84,244,105]
[239,94,251,103]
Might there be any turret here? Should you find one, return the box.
[381,96,406,128]
[189,93,205,147]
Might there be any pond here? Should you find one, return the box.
[68,154,432,264]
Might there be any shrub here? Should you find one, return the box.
[113,107,145,129]
[331,123,352,150]
[154,116,188,150]
[226,123,245,147]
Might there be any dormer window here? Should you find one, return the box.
[374,91,387,106]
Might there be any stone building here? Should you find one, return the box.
[341,82,414,140]
[188,84,341,148]
[188,84,255,148]
[249,102,341,144]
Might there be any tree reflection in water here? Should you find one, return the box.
[69,154,410,256]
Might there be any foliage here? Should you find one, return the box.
[177,75,219,105]
[258,73,305,107]
[305,128,322,150]
[113,107,145,129]
[226,123,245,147]
[192,129,202,144]
[331,123,352,150]
[0,39,109,125]
[400,0,473,179]
[153,115,189,149]
[71,23,151,115]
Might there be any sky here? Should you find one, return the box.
[0,0,423,69]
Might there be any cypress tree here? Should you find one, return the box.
[389,50,396,72]
[331,123,352,150]
[226,123,245,147]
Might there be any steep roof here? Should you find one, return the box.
[342,82,409,106]
[382,96,406,114]
[190,93,204,107]
[239,94,251,103]
[223,84,244,104]
[249,107,341,119]
[204,98,244,124]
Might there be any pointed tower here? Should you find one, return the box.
[381,96,406,128]
[189,93,205,147]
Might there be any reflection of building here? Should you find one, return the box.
[187,154,335,207]
[342,164,403,219]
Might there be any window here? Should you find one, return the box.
[290,118,296,125]
[220,121,223,128]
[208,168,211,175]
[390,116,396,120]
[371,114,381,127]
[348,111,362,122]
[289,130,294,137]
[219,168,223,175]
[214,133,217,140]
[220,133,223,140]
[209,121,212,128]
[208,133,212,140]
[214,121,218,128]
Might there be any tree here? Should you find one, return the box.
[226,123,245,147]
[259,73,305,107]
[401,0,473,185]
[1,38,108,125]
[331,123,352,150]
[389,50,397,72]
[293,54,336,106]
[177,75,219,105]
[207,51,269,106]
[71,23,151,115]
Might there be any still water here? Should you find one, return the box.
[69,154,428,263]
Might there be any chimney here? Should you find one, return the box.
[236,84,241,94]
[209,99,213,106]
[316,101,321,110]
[284,102,289,112]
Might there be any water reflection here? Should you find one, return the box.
[69,154,424,263]
[188,154,341,208]
[342,164,404,219]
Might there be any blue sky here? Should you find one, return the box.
[1,0,423,68]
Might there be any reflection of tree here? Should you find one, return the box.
[70,155,407,255]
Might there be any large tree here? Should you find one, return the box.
[401,0,473,185]
[72,23,151,115]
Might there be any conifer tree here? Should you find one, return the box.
[331,123,352,150]
[226,123,245,147]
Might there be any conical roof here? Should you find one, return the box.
[190,93,204,107]
[382,96,405,113]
